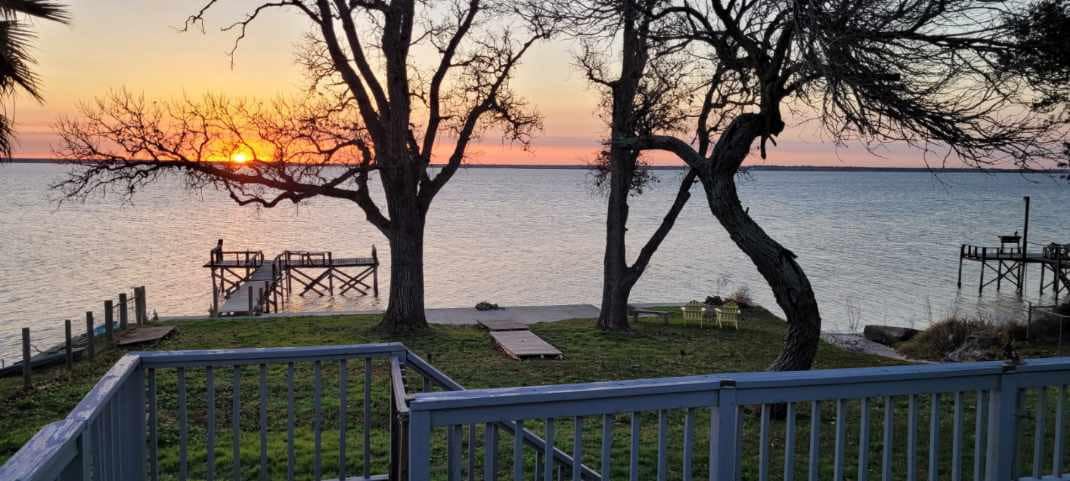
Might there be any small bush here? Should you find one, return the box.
[475,301,500,311]
[897,316,993,360]
[729,286,753,307]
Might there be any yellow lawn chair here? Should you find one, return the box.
[681,301,705,326]
[715,301,741,329]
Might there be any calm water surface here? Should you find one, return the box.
[1,163,1067,362]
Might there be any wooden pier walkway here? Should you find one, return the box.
[206,240,379,316]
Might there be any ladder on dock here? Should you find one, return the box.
[205,240,379,317]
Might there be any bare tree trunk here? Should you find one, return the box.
[598,147,638,330]
[377,165,431,334]
[699,172,821,371]
[598,196,636,330]
[379,215,430,333]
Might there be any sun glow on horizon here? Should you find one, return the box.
[231,151,250,164]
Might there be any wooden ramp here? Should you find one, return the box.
[490,330,563,360]
[219,263,278,315]
[117,326,176,347]
[477,319,529,331]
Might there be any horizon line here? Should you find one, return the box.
[4,157,1067,174]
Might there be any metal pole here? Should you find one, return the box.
[85,312,95,362]
[1020,196,1030,295]
[21,328,31,390]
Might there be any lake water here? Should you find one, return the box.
[1,163,1067,363]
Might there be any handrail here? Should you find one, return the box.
[390,357,411,415]
[137,342,406,367]
[410,360,1008,412]
[403,350,604,481]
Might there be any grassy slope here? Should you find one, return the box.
[0,307,902,479]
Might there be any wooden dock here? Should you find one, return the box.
[957,198,1069,301]
[206,240,379,316]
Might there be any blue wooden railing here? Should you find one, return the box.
[2,344,1068,481]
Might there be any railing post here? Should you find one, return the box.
[986,364,1020,481]
[124,362,147,481]
[409,410,432,481]
[60,429,91,481]
[710,381,738,481]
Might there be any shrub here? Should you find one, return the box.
[729,285,753,307]
[475,301,500,311]
[897,316,993,360]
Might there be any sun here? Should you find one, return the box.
[231,152,250,164]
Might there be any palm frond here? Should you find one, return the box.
[0,0,69,23]
[0,19,42,100]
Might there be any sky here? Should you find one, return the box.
[11,1,931,166]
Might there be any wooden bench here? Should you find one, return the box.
[629,306,671,324]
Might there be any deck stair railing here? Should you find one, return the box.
[0,342,585,481]
[3,345,1070,481]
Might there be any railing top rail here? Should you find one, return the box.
[409,359,1047,412]
[68,354,142,423]
[411,373,729,411]
[137,342,407,367]
[0,418,83,481]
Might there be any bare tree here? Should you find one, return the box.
[595,0,1068,370]
[555,0,700,330]
[54,0,552,333]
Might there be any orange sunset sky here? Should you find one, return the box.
[12,1,942,166]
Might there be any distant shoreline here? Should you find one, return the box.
[5,157,1067,174]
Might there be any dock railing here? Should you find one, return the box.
[4,345,1070,481]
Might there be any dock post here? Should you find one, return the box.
[979,248,987,296]
[372,246,380,297]
[119,293,129,330]
[248,285,254,316]
[22,328,31,390]
[1056,255,1063,303]
[212,286,219,317]
[328,252,334,295]
[259,287,265,314]
[64,319,73,371]
[105,300,115,344]
[135,286,146,325]
[85,312,95,362]
[963,244,971,288]
[1040,264,1047,297]
[1020,196,1030,295]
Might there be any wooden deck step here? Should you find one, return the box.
[477,319,529,331]
[490,330,563,360]
[116,326,176,347]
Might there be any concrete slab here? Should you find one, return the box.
[425,304,601,325]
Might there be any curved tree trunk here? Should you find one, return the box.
[699,173,822,371]
[598,150,638,330]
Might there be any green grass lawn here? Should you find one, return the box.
[0,307,916,480]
